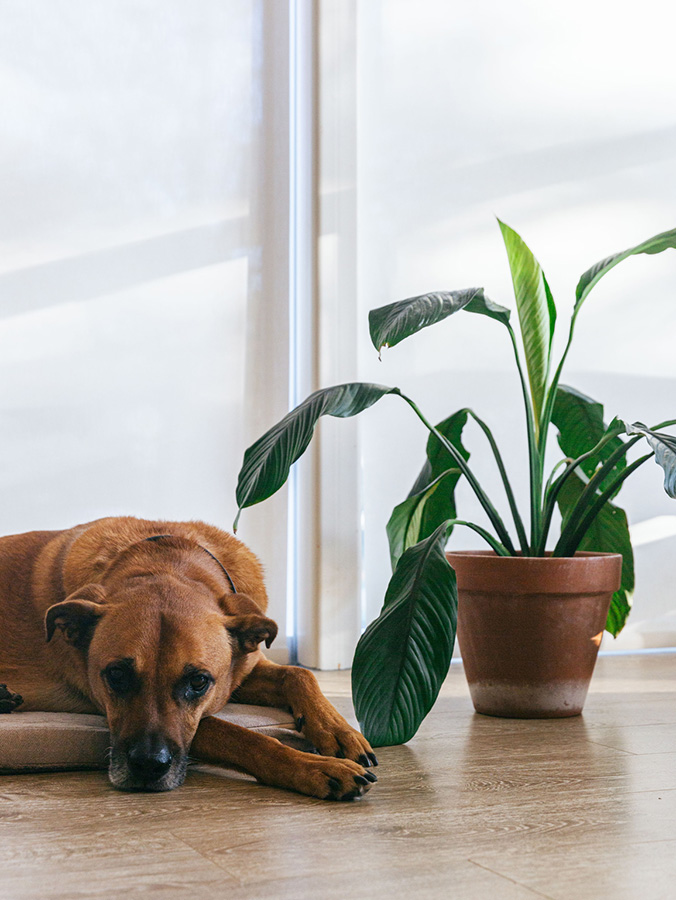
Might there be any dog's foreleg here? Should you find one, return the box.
[232,659,378,767]
[190,716,376,800]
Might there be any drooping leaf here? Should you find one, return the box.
[369,287,492,353]
[352,522,457,746]
[403,409,471,551]
[463,292,512,327]
[235,383,399,527]
[556,472,633,636]
[409,410,470,494]
[386,469,460,570]
[605,584,632,638]
[552,385,627,497]
[575,227,676,315]
[498,219,555,433]
[626,423,676,498]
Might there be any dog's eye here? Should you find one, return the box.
[188,674,211,695]
[104,664,133,695]
[174,670,213,704]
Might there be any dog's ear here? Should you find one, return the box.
[45,584,107,648]
[219,593,277,652]
[218,593,265,617]
[225,613,278,653]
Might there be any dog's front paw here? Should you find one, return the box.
[296,755,377,801]
[0,684,23,713]
[302,717,379,769]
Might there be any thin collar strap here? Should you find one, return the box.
[143,534,237,594]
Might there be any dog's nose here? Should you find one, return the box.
[126,736,173,781]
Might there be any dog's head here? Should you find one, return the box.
[44,539,276,792]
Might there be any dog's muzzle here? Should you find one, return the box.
[109,732,187,792]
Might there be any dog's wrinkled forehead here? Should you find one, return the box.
[90,592,232,674]
[100,535,236,595]
[143,535,237,594]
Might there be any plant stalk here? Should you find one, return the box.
[398,393,517,555]
[553,436,641,553]
[553,452,653,556]
[536,429,632,555]
[533,313,581,545]
[506,325,542,553]
[445,520,511,557]
[467,410,529,554]
[539,317,577,459]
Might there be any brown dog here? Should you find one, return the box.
[0,516,377,799]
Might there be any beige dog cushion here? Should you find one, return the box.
[0,705,297,772]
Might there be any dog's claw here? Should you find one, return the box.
[354,771,376,785]
[322,764,376,801]
[368,752,379,767]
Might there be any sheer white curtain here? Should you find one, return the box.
[351,0,676,652]
[310,0,676,663]
[0,0,293,658]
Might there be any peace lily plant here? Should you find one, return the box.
[234,220,676,746]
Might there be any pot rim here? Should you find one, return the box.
[446,550,622,560]
[446,550,622,593]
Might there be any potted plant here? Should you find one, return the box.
[234,220,676,745]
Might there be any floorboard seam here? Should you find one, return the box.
[466,858,555,899]
[623,786,676,796]
[166,831,243,887]
[583,738,639,755]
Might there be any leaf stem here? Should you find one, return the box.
[543,458,568,497]
[467,410,529,554]
[536,427,631,555]
[446,520,512,557]
[506,324,542,552]
[534,314,582,528]
[553,452,653,556]
[553,436,641,553]
[540,318,577,458]
[397,392,517,555]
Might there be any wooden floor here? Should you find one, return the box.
[2,653,676,899]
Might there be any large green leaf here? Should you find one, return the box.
[402,409,471,554]
[463,292,512,327]
[552,385,627,496]
[498,219,555,432]
[369,288,483,353]
[386,469,459,570]
[352,522,457,746]
[556,472,633,636]
[409,409,470,495]
[626,423,676,498]
[235,383,399,527]
[369,288,510,354]
[575,227,676,315]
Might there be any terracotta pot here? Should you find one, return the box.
[447,551,622,718]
